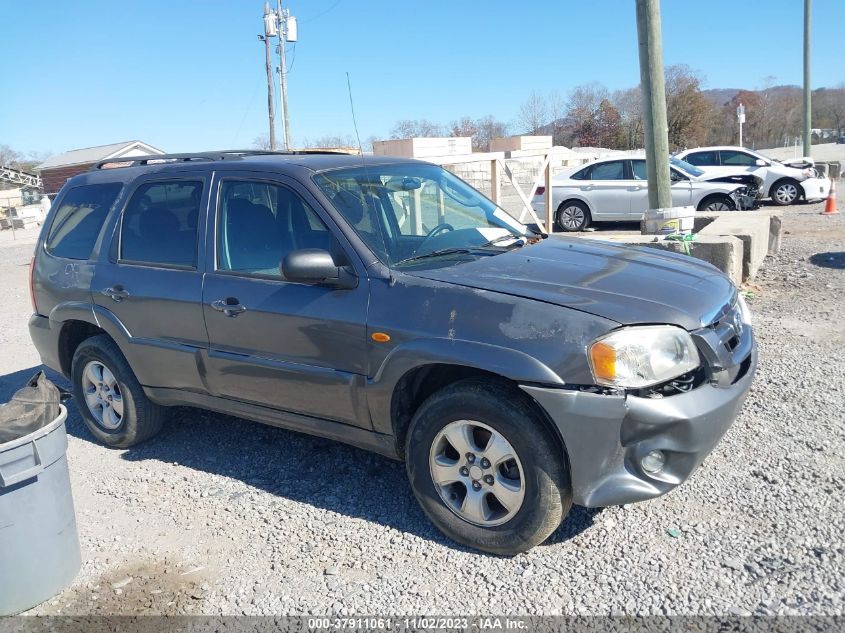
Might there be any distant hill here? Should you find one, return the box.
[702,88,741,106]
[702,85,802,107]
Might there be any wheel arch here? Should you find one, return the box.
[57,319,108,377]
[367,338,566,458]
[768,176,801,200]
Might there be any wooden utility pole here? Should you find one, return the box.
[803,0,812,157]
[263,32,276,150]
[278,0,292,150]
[261,2,277,150]
[635,0,671,210]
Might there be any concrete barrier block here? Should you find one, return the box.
[574,234,744,285]
[695,209,783,255]
[826,162,841,179]
[699,215,770,280]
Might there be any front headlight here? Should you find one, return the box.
[736,293,752,325]
[588,325,701,388]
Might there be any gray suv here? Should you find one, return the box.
[28,151,756,554]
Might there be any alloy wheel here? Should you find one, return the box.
[81,360,124,430]
[429,420,525,527]
[559,205,585,230]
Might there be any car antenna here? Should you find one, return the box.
[346,71,393,284]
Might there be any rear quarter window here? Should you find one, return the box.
[45,183,123,260]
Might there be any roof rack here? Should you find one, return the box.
[92,148,359,170]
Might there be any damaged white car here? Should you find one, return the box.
[674,146,831,206]
[532,155,759,232]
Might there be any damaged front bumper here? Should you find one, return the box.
[800,176,831,201]
[521,338,757,508]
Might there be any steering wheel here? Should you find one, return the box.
[415,222,454,254]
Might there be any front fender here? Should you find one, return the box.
[366,337,564,436]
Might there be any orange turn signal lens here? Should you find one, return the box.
[589,341,616,382]
[371,332,391,343]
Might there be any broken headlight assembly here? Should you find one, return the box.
[588,325,701,389]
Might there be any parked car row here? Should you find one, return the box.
[533,145,832,232]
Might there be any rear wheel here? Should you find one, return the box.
[555,201,591,232]
[405,380,571,555]
[71,335,165,448]
[770,179,800,206]
[697,194,736,211]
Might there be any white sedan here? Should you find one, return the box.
[532,156,757,232]
[674,146,831,205]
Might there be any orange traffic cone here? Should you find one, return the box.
[822,179,839,215]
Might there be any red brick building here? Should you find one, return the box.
[37,141,164,195]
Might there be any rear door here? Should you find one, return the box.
[200,172,370,428]
[91,174,209,393]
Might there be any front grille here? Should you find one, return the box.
[692,300,752,387]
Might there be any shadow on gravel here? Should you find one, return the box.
[809,252,845,269]
[0,365,67,402]
[0,365,597,551]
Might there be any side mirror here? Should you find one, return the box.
[281,249,356,289]
[755,158,767,167]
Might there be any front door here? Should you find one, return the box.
[580,159,632,220]
[201,173,370,428]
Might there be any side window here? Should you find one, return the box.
[685,151,718,166]
[217,180,333,278]
[590,161,625,180]
[570,166,591,180]
[120,181,202,268]
[631,160,647,180]
[719,150,757,166]
[45,183,123,260]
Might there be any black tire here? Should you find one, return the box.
[405,379,572,555]
[555,200,591,232]
[71,334,165,448]
[769,178,801,206]
[697,194,737,212]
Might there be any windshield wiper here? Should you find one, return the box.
[480,233,527,248]
[395,247,473,266]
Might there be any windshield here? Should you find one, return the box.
[313,163,531,268]
[670,157,705,177]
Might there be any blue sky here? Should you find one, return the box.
[1,0,843,157]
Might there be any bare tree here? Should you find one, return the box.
[390,119,445,139]
[611,87,644,149]
[475,116,509,151]
[302,134,359,148]
[517,91,549,135]
[664,65,714,150]
[251,134,273,150]
[448,116,508,151]
[814,84,845,134]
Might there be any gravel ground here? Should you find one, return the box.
[0,202,843,617]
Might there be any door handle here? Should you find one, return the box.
[211,298,247,317]
[102,286,129,302]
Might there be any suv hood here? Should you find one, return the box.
[406,237,735,330]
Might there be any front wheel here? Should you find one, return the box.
[697,194,737,212]
[405,380,571,555]
[770,179,800,206]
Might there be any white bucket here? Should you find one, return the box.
[642,206,695,235]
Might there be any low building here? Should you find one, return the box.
[37,140,164,195]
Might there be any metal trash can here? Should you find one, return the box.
[0,373,81,615]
